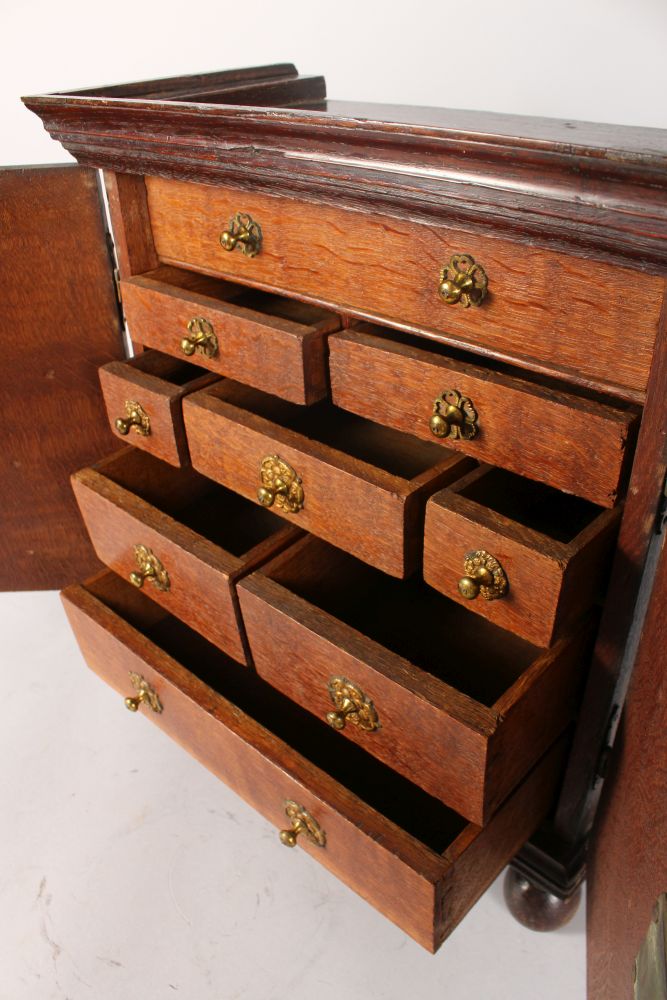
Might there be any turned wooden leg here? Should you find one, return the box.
[503,866,582,932]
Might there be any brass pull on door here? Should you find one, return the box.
[458,550,508,601]
[326,677,380,732]
[257,455,304,513]
[181,316,218,358]
[279,800,326,848]
[128,544,170,592]
[124,672,163,714]
[115,400,150,437]
[220,212,262,257]
[438,253,488,307]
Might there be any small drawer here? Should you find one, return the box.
[182,382,473,578]
[328,325,638,507]
[237,534,592,824]
[71,448,299,662]
[144,176,664,398]
[121,265,340,404]
[62,570,568,952]
[424,466,621,647]
[99,349,218,466]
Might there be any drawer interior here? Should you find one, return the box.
[84,570,469,853]
[458,467,603,543]
[124,349,211,387]
[259,536,539,706]
[96,449,285,557]
[213,381,449,479]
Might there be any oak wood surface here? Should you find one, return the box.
[104,171,158,278]
[144,177,663,397]
[183,382,472,578]
[71,451,299,662]
[330,327,638,504]
[121,266,340,404]
[237,534,590,824]
[0,165,124,590]
[61,571,567,951]
[99,350,218,466]
[424,466,620,646]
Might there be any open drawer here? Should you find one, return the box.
[71,449,299,662]
[237,535,593,824]
[121,265,340,404]
[62,570,569,952]
[182,381,472,578]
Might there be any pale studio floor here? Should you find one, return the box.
[0,590,585,999]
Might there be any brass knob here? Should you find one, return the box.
[257,455,304,513]
[181,316,218,358]
[129,544,170,592]
[219,212,262,258]
[430,389,478,441]
[124,672,163,714]
[438,254,488,308]
[279,800,326,848]
[458,550,508,601]
[326,677,380,732]
[115,400,150,437]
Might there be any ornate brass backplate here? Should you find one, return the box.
[438,253,488,307]
[326,677,380,733]
[430,389,478,440]
[181,316,218,358]
[124,672,163,714]
[458,549,508,601]
[279,800,327,848]
[115,399,151,437]
[129,543,170,592]
[219,212,262,257]
[257,454,304,513]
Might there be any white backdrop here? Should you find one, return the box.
[3,0,667,168]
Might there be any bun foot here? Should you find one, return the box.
[503,866,582,932]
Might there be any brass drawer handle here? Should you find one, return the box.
[257,454,304,513]
[181,316,218,358]
[279,800,326,848]
[220,212,262,258]
[129,544,170,592]
[458,549,508,601]
[326,677,380,732]
[115,400,150,437]
[439,254,488,307]
[124,672,163,713]
[430,389,478,440]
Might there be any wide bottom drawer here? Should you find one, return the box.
[62,570,568,952]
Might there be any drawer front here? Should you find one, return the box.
[424,467,620,646]
[71,454,298,662]
[100,350,218,466]
[121,269,340,405]
[145,176,665,397]
[237,535,592,824]
[61,574,567,951]
[183,384,471,578]
[329,327,637,507]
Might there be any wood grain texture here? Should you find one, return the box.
[61,572,567,951]
[0,165,124,590]
[144,177,663,397]
[99,350,218,466]
[424,466,620,646]
[587,532,667,1000]
[121,267,340,404]
[330,327,638,505]
[71,453,299,662]
[237,534,589,824]
[183,382,472,578]
[104,171,158,278]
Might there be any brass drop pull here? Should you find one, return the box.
[257,454,304,513]
[430,389,478,440]
[124,672,163,714]
[181,316,218,358]
[219,212,262,257]
[279,800,326,848]
[458,549,508,601]
[129,544,170,592]
[326,677,380,732]
[115,400,150,437]
[439,253,488,307]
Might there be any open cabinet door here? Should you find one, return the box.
[0,165,125,589]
